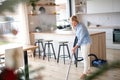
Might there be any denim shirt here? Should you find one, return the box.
[75,23,91,46]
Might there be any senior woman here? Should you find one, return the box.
[70,15,91,79]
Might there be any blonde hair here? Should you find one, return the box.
[70,15,79,23]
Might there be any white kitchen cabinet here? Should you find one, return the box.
[87,0,120,14]
[112,0,120,12]
[87,0,113,14]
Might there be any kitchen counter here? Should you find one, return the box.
[30,31,106,64]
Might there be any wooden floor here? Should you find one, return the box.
[28,48,120,80]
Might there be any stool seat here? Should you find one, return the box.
[44,40,53,42]
[59,41,68,44]
[57,41,71,64]
[35,39,43,42]
[59,41,69,46]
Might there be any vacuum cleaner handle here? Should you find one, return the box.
[65,54,74,80]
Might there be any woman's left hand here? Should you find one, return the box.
[72,47,76,54]
[72,45,78,54]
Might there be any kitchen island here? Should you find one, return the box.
[30,31,106,63]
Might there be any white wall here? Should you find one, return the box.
[84,12,120,27]
[84,12,120,49]
[17,3,30,44]
[28,14,56,32]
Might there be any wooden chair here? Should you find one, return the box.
[5,47,24,70]
[0,54,5,68]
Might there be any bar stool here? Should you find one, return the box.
[43,40,56,61]
[34,39,44,58]
[57,41,71,64]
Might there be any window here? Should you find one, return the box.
[55,0,71,26]
[0,16,19,34]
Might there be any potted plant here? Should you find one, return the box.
[29,0,40,14]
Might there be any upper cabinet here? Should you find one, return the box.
[87,0,120,14]
[87,0,112,14]
[72,0,87,15]
[112,0,120,12]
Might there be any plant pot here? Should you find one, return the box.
[31,9,37,15]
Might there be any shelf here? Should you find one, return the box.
[75,12,85,14]
[27,4,59,7]
[0,21,19,24]
[28,13,60,16]
[28,13,38,16]
[74,0,87,15]
[75,4,85,7]
[48,13,60,15]
[36,3,59,6]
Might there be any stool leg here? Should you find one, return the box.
[34,42,37,57]
[48,43,50,61]
[43,43,47,60]
[57,45,61,63]
[33,49,36,58]
[63,44,65,64]
[51,43,56,59]
[38,42,41,58]
[66,44,71,59]
[41,41,45,56]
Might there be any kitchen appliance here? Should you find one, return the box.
[88,54,107,68]
[39,7,46,14]
[113,29,120,43]
[57,25,71,30]
[35,26,41,32]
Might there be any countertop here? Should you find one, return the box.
[31,31,105,36]
[88,26,120,29]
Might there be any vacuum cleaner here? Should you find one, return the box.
[65,53,107,80]
[88,54,107,68]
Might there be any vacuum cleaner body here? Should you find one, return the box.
[88,54,107,67]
